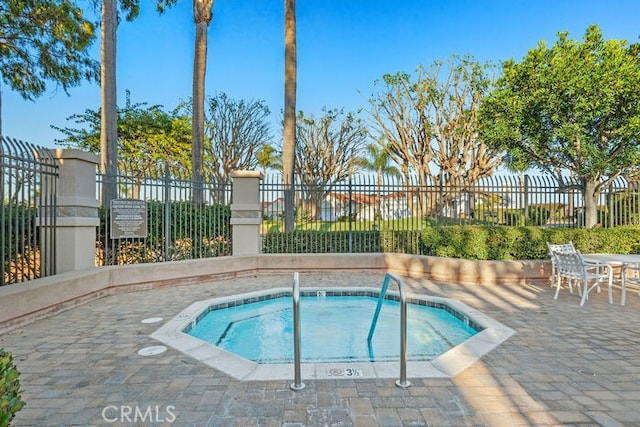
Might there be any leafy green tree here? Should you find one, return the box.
[53,91,191,184]
[0,0,97,133]
[479,25,640,228]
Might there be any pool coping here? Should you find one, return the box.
[150,287,516,381]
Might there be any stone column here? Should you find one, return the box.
[45,149,100,273]
[230,170,263,255]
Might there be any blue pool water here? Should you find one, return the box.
[187,294,478,363]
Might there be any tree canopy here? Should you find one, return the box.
[479,25,640,227]
[368,56,498,217]
[198,92,272,184]
[294,108,367,220]
[0,0,97,100]
[53,91,191,177]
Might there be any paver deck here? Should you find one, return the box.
[1,271,639,426]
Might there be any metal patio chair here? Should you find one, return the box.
[553,249,613,306]
[546,241,577,290]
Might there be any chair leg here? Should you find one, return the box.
[566,277,574,294]
[554,275,562,300]
[580,280,589,306]
[621,276,627,306]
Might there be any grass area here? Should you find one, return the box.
[261,217,474,233]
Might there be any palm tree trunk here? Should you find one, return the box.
[283,0,297,232]
[100,0,118,265]
[101,0,118,207]
[192,0,213,204]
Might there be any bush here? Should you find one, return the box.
[0,349,25,427]
[526,206,550,226]
[504,210,526,226]
[261,225,640,260]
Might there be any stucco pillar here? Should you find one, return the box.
[43,149,100,273]
[230,170,263,255]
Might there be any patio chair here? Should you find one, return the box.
[546,241,577,289]
[553,249,613,306]
[621,263,640,306]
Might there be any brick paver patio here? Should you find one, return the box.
[1,271,639,426]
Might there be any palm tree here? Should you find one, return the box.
[192,0,214,203]
[256,144,282,176]
[282,0,296,231]
[357,139,400,220]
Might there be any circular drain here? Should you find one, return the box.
[138,346,167,356]
[141,317,163,324]
[578,369,596,376]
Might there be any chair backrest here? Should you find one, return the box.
[547,241,575,257]
[554,250,584,279]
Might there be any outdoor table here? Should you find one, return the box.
[582,253,640,304]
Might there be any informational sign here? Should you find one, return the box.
[110,199,147,239]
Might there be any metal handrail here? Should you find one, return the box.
[290,272,305,390]
[367,272,411,388]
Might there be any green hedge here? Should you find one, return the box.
[262,225,640,260]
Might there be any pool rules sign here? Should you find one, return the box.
[110,199,148,239]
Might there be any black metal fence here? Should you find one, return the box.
[261,173,638,253]
[96,164,232,266]
[5,135,640,275]
[1,137,58,286]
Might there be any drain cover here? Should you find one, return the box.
[138,346,167,356]
[141,317,164,324]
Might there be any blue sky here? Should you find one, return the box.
[4,0,640,148]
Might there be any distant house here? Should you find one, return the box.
[378,192,414,220]
[440,192,473,218]
[321,192,377,221]
[265,188,496,222]
[263,197,285,219]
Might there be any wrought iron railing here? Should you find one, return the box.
[260,173,638,253]
[1,137,58,285]
[96,164,232,266]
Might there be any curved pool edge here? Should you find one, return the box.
[150,286,515,381]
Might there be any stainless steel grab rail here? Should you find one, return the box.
[290,272,305,390]
[367,272,411,388]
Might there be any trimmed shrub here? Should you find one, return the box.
[526,206,550,226]
[0,349,25,427]
[262,225,640,260]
